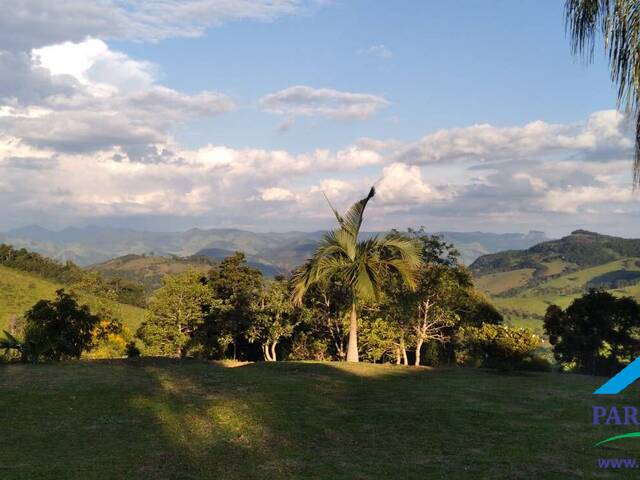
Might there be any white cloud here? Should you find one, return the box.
[259,187,296,202]
[1,39,234,154]
[260,85,389,120]
[0,0,312,50]
[360,44,392,58]
[397,110,633,165]
[376,163,452,205]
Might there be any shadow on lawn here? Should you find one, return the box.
[123,359,438,480]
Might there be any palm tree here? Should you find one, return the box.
[292,187,421,362]
[565,0,640,185]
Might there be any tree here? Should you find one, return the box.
[300,280,351,360]
[247,276,298,361]
[383,232,472,366]
[205,253,263,359]
[544,289,640,374]
[137,270,219,357]
[292,187,421,362]
[462,324,541,371]
[22,290,100,362]
[565,0,640,184]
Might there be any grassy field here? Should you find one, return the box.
[0,265,145,332]
[0,359,638,479]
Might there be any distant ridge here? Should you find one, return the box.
[1,225,549,270]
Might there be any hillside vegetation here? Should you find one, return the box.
[0,265,145,332]
[0,359,631,480]
[90,254,214,293]
[471,231,640,331]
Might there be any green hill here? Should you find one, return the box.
[471,231,640,332]
[90,254,215,294]
[0,358,631,479]
[0,265,145,332]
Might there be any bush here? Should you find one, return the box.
[461,323,541,371]
[519,355,552,372]
[289,332,328,361]
[125,341,141,358]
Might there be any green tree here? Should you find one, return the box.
[544,289,640,374]
[565,0,640,184]
[462,323,541,371]
[292,187,421,362]
[137,270,220,357]
[383,232,472,366]
[22,290,100,362]
[247,277,298,361]
[205,253,263,359]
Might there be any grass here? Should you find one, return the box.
[0,265,145,332]
[0,359,638,479]
[475,258,640,332]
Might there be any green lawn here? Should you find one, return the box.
[0,359,637,479]
[0,265,145,332]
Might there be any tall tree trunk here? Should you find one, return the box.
[395,347,401,364]
[400,336,408,365]
[271,341,277,362]
[415,338,424,366]
[346,302,359,362]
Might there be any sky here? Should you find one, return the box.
[0,0,637,237]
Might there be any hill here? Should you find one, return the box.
[1,225,548,269]
[0,265,145,332]
[471,231,640,331]
[0,358,630,479]
[89,254,215,293]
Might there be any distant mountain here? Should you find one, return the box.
[470,230,640,276]
[470,230,640,333]
[1,225,549,271]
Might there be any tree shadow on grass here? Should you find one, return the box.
[2,359,637,479]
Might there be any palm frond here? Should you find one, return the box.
[340,187,375,237]
[565,0,640,186]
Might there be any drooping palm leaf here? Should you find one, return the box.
[565,0,640,185]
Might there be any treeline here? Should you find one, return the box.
[0,244,146,307]
[2,238,546,371]
[0,189,547,370]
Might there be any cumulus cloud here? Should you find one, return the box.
[376,163,452,205]
[260,85,389,120]
[397,110,633,165]
[0,39,234,154]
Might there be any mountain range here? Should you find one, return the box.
[0,225,549,273]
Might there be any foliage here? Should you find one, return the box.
[247,276,299,361]
[292,187,421,362]
[462,323,541,371]
[565,0,640,184]
[544,289,640,375]
[21,290,100,362]
[0,244,146,307]
[125,340,141,358]
[136,270,221,357]
[202,252,263,359]
[288,331,329,360]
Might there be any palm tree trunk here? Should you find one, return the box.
[346,302,359,362]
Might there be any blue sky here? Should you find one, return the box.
[0,0,636,237]
[115,0,615,152]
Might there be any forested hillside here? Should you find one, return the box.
[471,231,640,331]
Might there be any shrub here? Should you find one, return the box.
[462,323,541,371]
[125,341,141,358]
[289,332,328,361]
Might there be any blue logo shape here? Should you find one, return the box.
[594,357,640,394]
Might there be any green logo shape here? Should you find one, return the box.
[595,432,640,446]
